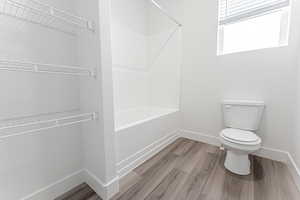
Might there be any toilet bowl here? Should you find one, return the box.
[220,128,261,175]
[220,100,265,175]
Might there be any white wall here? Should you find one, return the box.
[148,0,182,109]
[292,11,300,172]
[111,0,181,113]
[0,0,119,199]
[181,0,300,152]
[78,0,118,193]
[292,53,300,178]
[78,0,107,183]
[0,0,82,199]
[111,0,149,70]
[111,0,150,112]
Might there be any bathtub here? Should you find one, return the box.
[115,107,180,176]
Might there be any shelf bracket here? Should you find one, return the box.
[33,65,39,73]
[87,21,95,32]
[91,68,97,78]
[92,112,98,120]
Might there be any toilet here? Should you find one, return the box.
[220,100,265,175]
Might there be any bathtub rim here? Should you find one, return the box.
[114,108,179,132]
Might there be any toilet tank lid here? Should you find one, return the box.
[223,100,265,106]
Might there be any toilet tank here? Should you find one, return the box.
[222,100,265,131]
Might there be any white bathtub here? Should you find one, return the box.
[115,107,180,176]
[115,107,178,131]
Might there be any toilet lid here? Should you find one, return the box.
[222,128,259,143]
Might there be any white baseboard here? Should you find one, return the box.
[117,131,180,178]
[180,129,221,147]
[19,132,179,200]
[21,170,84,200]
[20,129,300,200]
[180,130,289,163]
[254,146,289,163]
[18,132,177,200]
[287,153,300,192]
[20,169,119,200]
[83,169,119,200]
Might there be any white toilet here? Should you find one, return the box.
[220,100,265,175]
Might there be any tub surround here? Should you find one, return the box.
[115,109,180,177]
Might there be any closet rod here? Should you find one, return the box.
[0,59,96,77]
[0,112,97,140]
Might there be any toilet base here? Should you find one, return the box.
[224,150,251,175]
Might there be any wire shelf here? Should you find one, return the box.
[0,111,97,140]
[0,59,96,77]
[0,0,95,35]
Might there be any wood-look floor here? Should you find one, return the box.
[57,138,300,200]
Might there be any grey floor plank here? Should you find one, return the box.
[274,162,300,200]
[174,145,219,200]
[110,171,141,200]
[86,195,101,200]
[253,157,300,200]
[172,139,195,156]
[253,157,281,200]
[55,184,92,200]
[66,186,94,200]
[144,168,187,200]
[222,170,254,200]
[58,138,300,200]
[199,150,228,200]
[174,142,204,173]
[134,138,184,175]
[116,153,179,200]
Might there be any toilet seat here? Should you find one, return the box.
[220,128,261,146]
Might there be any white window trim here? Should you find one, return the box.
[217,6,291,56]
[279,7,290,46]
[219,0,290,25]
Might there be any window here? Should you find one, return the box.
[217,0,291,55]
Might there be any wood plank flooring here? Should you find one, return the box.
[57,138,300,200]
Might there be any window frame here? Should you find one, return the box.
[217,4,291,55]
